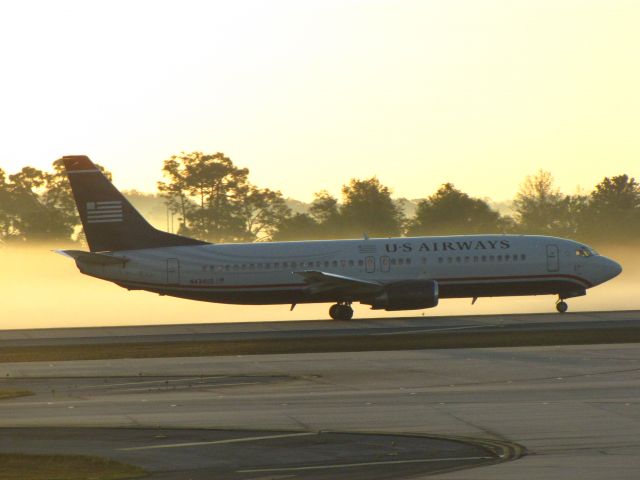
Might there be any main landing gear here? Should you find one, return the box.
[556,298,568,313]
[329,303,354,321]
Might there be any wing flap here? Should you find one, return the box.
[294,270,382,296]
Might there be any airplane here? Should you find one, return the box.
[57,155,622,320]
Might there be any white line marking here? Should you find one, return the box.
[80,376,225,389]
[119,432,316,451]
[122,382,260,392]
[372,324,497,336]
[238,456,492,473]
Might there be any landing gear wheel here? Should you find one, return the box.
[329,303,354,320]
[556,301,568,313]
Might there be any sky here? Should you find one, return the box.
[1,0,639,203]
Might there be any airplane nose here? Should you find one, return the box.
[608,258,622,279]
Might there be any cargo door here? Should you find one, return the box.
[167,258,180,284]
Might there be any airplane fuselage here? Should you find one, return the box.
[58,155,622,319]
[73,234,620,307]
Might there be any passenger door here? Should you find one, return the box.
[380,255,390,273]
[365,256,376,273]
[546,245,559,272]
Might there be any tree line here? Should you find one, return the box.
[1,151,638,246]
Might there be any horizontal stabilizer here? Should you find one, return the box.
[56,249,129,266]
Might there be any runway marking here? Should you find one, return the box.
[237,455,492,473]
[372,324,497,336]
[119,432,316,451]
[122,381,260,392]
[79,376,225,389]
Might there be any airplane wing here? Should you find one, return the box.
[294,270,383,296]
[55,250,129,266]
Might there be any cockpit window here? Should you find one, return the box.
[576,246,598,257]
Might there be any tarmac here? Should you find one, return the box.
[0,310,639,478]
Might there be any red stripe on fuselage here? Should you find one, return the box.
[116,273,592,291]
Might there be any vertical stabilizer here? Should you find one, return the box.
[62,155,208,252]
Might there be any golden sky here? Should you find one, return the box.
[0,0,638,202]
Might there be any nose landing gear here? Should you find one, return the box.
[556,299,568,313]
[329,303,354,320]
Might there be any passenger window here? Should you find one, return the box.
[358,259,364,266]
[225,265,231,271]
[406,258,411,265]
[464,256,470,263]
[340,260,346,267]
[521,254,526,261]
[316,261,322,268]
[505,255,510,261]
[332,260,338,267]
[348,260,354,267]
[438,257,444,264]
[324,261,330,267]
[455,256,461,263]
[473,256,478,263]
[398,258,404,266]
[482,256,487,262]
[291,262,297,268]
[447,257,453,264]
[422,257,427,265]
[489,255,495,262]
[233,265,239,271]
[497,255,502,262]
[274,263,279,269]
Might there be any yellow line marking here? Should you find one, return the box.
[119,432,316,451]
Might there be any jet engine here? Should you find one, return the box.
[367,279,439,311]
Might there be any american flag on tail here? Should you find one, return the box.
[86,201,123,224]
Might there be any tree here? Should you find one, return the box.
[158,151,290,242]
[407,183,505,236]
[308,190,344,238]
[0,168,17,241]
[3,166,72,241]
[513,170,575,236]
[580,174,640,242]
[340,177,404,238]
[272,213,321,241]
[236,187,291,241]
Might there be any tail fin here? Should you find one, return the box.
[62,155,208,252]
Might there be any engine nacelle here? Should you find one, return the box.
[367,280,439,311]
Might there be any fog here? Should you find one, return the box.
[1,244,638,330]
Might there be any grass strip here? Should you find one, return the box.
[0,389,33,400]
[0,326,639,363]
[0,453,146,480]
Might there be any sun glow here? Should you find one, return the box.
[0,1,638,202]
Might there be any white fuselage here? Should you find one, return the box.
[73,234,621,307]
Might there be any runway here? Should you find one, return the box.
[0,310,639,478]
[0,310,639,363]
